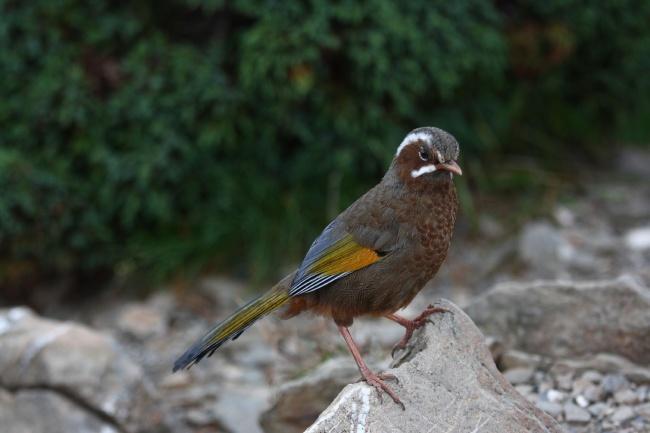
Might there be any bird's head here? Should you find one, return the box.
[391,127,462,185]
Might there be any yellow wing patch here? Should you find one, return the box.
[307,235,381,276]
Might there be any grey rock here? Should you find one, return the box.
[564,402,591,423]
[0,388,118,433]
[501,350,544,370]
[0,307,154,433]
[466,277,650,364]
[518,222,573,275]
[610,406,636,423]
[117,302,167,339]
[637,402,650,419]
[536,400,563,417]
[614,389,639,405]
[580,370,603,383]
[552,353,650,384]
[305,300,564,433]
[582,384,604,402]
[505,368,536,385]
[602,374,630,395]
[588,402,609,418]
[260,357,361,433]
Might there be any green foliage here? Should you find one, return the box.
[0,0,648,286]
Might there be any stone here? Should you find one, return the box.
[546,389,567,404]
[117,302,167,340]
[575,395,589,408]
[500,350,544,371]
[260,356,361,433]
[518,221,573,275]
[582,384,604,402]
[625,226,650,251]
[637,402,650,419]
[602,374,630,395]
[536,401,563,417]
[588,402,609,418]
[564,402,591,423]
[0,307,155,433]
[580,370,603,383]
[505,368,535,385]
[465,276,650,364]
[614,389,639,405]
[552,353,650,384]
[0,388,119,433]
[304,300,564,433]
[610,406,636,423]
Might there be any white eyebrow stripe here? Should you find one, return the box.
[411,164,437,178]
[396,132,430,156]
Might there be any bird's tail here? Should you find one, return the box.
[173,282,291,371]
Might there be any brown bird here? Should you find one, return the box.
[173,127,461,408]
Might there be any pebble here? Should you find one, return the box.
[515,384,534,396]
[580,370,603,383]
[582,384,604,402]
[575,395,589,408]
[504,367,534,385]
[547,389,566,403]
[556,373,574,391]
[602,374,630,394]
[637,402,650,419]
[564,402,591,423]
[536,400,563,417]
[614,389,639,405]
[610,406,635,424]
[588,402,609,417]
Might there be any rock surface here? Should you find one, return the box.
[0,307,155,433]
[305,300,564,433]
[465,276,650,364]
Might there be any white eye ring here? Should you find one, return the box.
[419,148,430,161]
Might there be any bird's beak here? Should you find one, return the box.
[435,160,462,176]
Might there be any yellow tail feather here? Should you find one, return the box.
[173,286,290,371]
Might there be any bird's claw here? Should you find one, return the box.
[361,370,405,410]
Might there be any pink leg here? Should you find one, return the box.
[337,325,405,410]
[386,305,448,351]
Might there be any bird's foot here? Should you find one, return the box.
[391,305,449,354]
[359,367,405,410]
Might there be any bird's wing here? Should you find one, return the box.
[289,219,385,296]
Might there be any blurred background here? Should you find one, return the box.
[1,1,649,433]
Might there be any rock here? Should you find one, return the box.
[260,357,360,433]
[637,402,650,419]
[0,388,119,433]
[602,374,630,395]
[465,277,650,364]
[304,300,564,433]
[0,307,154,433]
[500,350,544,371]
[536,401,563,417]
[625,226,650,251]
[552,353,650,384]
[580,370,603,383]
[505,368,535,385]
[614,389,640,405]
[117,302,167,339]
[582,384,604,402]
[564,402,591,423]
[575,395,589,408]
[546,389,567,404]
[518,221,573,275]
[610,406,636,423]
[588,402,609,417]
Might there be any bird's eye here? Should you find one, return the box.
[419,148,429,161]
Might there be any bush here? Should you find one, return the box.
[1,0,648,288]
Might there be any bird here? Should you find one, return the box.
[173,127,462,408]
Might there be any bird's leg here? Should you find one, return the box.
[386,305,448,352]
[337,325,405,410]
